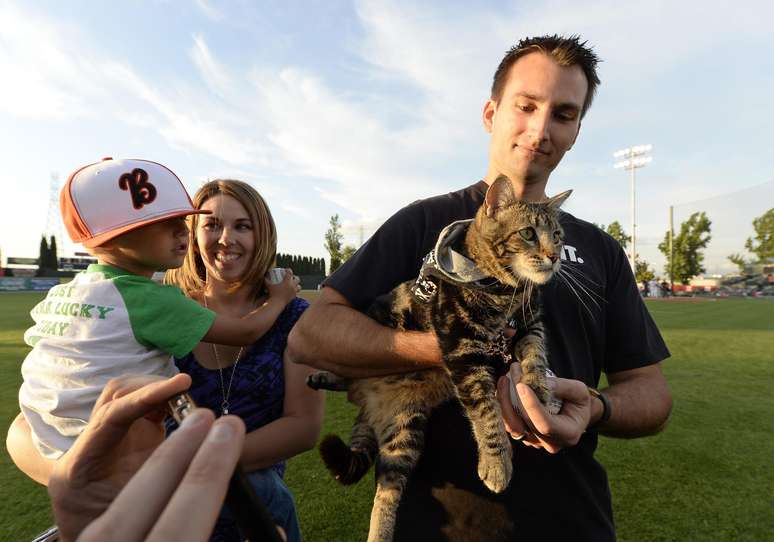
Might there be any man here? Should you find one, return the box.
[288,34,672,541]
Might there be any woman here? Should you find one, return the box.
[165,179,323,542]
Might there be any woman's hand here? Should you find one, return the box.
[266,268,301,304]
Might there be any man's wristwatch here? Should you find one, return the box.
[587,387,611,428]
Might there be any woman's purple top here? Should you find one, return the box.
[174,297,309,477]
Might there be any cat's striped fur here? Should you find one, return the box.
[308,176,570,542]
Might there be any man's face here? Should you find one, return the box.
[483,52,588,186]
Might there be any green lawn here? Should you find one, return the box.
[1,293,772,541]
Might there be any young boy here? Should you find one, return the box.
[19,158,297,459]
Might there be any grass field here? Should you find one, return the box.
[1,292,772,541]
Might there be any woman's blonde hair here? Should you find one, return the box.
[165,179,277,298]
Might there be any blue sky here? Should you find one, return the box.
[1,0,772,275]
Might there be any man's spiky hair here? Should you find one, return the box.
[491,34,601,118]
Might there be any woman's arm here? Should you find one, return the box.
[6,413,56,485]
[238,351,324,472]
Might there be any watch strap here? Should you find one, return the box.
[587,386,611,428]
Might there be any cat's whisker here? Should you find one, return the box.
[560,262,603,288]
[558,267,606,306]
[559,262,600,288]
[505,284,519,319]
[556,273,597,321]
[557,269,604,308]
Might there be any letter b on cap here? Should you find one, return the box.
[119,168,158,209]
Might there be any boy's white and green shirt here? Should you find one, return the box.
[20,264,215,458]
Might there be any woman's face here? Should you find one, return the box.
[196,194,256,285]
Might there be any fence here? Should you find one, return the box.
[670,178,774,276]
[0,278,61,292]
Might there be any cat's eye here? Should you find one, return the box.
[553,231,562,243]
[518,227,536,241]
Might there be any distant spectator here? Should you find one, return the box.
[649,279,661,298]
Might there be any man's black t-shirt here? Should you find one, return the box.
[326,181,670,541]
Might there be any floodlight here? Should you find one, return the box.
[611,144,654,271]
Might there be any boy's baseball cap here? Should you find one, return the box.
[61,157,210,248]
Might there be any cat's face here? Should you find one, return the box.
[475,176,570,286]
[494,202,565,285]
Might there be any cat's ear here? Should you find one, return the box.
[546,189,572,210]
[485,175,517,217]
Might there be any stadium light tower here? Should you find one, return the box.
[613,144,653,272]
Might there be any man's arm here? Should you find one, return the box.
[497,362,672,453]
[591,363,672,437]
[287,287,443,377]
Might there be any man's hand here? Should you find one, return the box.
[496,364,593,454]
[48,373,192,541]
[76,408,249,542]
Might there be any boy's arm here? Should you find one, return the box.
[203,297,288,346]
[202,271,299,347]
[287,286,443,377]
[6,413,56,485]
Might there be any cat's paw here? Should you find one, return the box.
[306,372,328,390]
[478,454,513,493]
[306,371,349,391]
[521,368,563,415]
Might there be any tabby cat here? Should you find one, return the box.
[308,176,571,542]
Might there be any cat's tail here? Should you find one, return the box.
[319,413,377,485]
[306,371,351,391]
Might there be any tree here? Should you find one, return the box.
[658,211,712,284]
[49,235,59,270]
[744,208,774,262]
[341,245,357,263]
[727,253,747,273]
[37,235,57,276]
[606,221,631,249]
[38,235,49,268]
[594,221,631,249]
[635,260,655,283]
[324,214,344,274]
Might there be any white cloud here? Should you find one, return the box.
[190,34,233,99]
[0,3,101,119]
[195,0,225,22]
